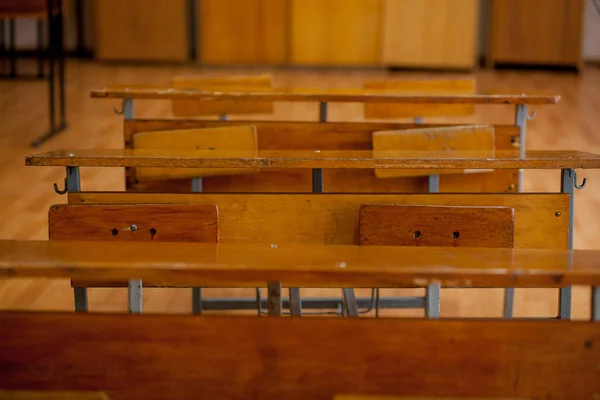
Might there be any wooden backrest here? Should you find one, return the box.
[372,124,495,178]
[123,119,519,193]
[359,205,515,248]
[0,391,110,400]
[363,78,476,119]
[49,204,219,243]
[1,313,598,399]
[66,193,569,250]
[132,125,259,180]
[171,74,274,117]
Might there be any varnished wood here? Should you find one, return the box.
[25,149,600,170]
[2,60,599,318]
[133,125,259,180]
[1,239,600,288]
[489,0,585,68]
[290,0,382,66]
[373,125,495,178]
[0,391,110,400]
[335,396,524,400]
[199,1,287,65]
[1,313,598,400]
[124,120,518,193]
[92,0,188,62]
[359,205,515,248]
[171,75,273,117]
[68,193,569,249]
[381,0,479,69]
[90,87,561,104]
[48,204,219,243]
[364,78,476,119]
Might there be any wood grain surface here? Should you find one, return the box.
[123,119,518,193]
[171,75,273,116]
[0,313,598,399]
[373,124,495,178]
[68,193,569,249]
[132,125,259,180]
[49,204,219,243]
[25,149,600,170]
[359,205,515,248]
[364,78,476,118]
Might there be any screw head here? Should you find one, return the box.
[508,184,515,191]
[555,212,561,217]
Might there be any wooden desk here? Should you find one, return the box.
[90,86,560,104]
[2,240,600,289]
[25,149,600,170]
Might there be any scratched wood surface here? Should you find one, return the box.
[132,125,259,180]
[68,193,569,249]
[90,86,561,104]
[363,78,476,118]
[2,240,599,287]
[2,61,599,318]
[372,124,495,178]
[24,149,600,170]
[359,205,515,248]
[48,204,219,243]
[171,74,274,116]
[125,119,518,193]
[0,313,598,400]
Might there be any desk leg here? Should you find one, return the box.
[128,279,143,313]
[503,104,531,318]
[268,281,282,316]
[342,288,359,317]
[191,177,203,314]
[425,175,441,318]
[559,168,579,320]
[592,287,600,321]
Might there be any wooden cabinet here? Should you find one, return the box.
[381,0,479,70]
[93,0,188,61]
[199,0,287,65]
[489,0,584,68]
[290,0,382,66]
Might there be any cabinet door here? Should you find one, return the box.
[290,0,382,66]
[490,0,584,66]
[381,0,479,69]
[199,0,287,65]
[93,0,188,61]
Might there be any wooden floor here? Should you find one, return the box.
[1,60,599,318]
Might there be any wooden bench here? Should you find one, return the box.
[0,240,598,399]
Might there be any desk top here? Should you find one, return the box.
[1,240,599,288]
[25,149,600,170]
[90,86,560,105]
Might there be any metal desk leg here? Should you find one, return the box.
[559,168,587,319]
[268,281,282,316]
[191,177,203,314]
[342,288,359,317]
[128,279,143,313]
[504,104,533,318]
[592,287,600,321]
[289,288,302,316]
[425,283,441,319]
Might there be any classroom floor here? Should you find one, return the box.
[1,60,599,318]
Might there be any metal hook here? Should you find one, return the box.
[574,172,587,189]
[53,177,68,195]
[113,99,125,115]
[527,111,537,120]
